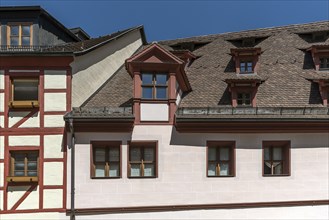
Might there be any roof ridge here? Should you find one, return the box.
[159,20,329,43]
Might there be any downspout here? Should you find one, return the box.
[69,118,76,220]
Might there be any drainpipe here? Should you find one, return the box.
[69,119,76,220]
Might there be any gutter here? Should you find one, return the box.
[68,119,76,220]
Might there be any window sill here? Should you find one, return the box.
[263,174,290,177]
[207,175,235,178]
[91,177,121,179]
[9,101,39,109]
[6,176,39,182]
[128,176,157,179]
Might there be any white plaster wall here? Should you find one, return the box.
[0,93,4,112]
[44,93,66,112]
[43,189,63,208]
[7,185,30,209]
[44,162,63,185]
[0,115,4,128]
[0,70,4,90]
[176,90,182,106]
[0,135,4,159]
[44,135,64,158]
[44,115,65,127]
[70,127,329,209]
[0,212,67,220]
[0,190,3,211]
[18,112,40,128]
[75,205,329,220]
[140,103,169,121]
[9,135,40,146]
[71,30,143,107]
[0,162,3,187]
[16,186,39,210]
[44,70,67,89]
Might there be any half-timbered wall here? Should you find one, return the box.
[0,57,71,219]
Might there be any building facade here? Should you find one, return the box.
[64,21,329,219]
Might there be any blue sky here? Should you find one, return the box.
[1,0,328,42]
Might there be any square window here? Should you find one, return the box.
[9,78,39,108]
[7,151,39,182]
[8,24,32,47]
[263,141,290,176]
[207,141,235,177]
[91,141,121,178]
[128,141,157,178]
[240,61,253,73]
[319,57,329,70]
[237,93,251,106]
[141,73,167,99]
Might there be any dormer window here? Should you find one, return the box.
[320,57,329,70]
[141,73,168,99]
[8,23,32,47]
[239,61,253,73]
[237,93,251,106]
[230,48,261,74]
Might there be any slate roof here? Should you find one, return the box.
[78,21,329,119]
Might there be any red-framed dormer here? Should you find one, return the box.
[230,48,262,74]
[308,45,329,71]
[125,43,192,124]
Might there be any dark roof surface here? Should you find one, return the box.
[82,21,329,111]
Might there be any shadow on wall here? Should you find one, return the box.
[7,184,38,192]
[224,57,236,73]
[302,51,315,70]
[218,86,231,105]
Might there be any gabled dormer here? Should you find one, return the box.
[230,48,262,74]
[307,45,329,71]
[125,43,192,124]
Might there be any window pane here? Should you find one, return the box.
[28,171,37,176]
[13,79,38,101]
[240,62,245,69]
[237,93,243,99]
[144,147,154,161]
[142,73,153,85]
[130,147,141,161]
[273,162,282,174]
[219,163,229,176]
[22,37,30,46]
[156,74,167,85]
[245,98,251,105]
[264,162,272,174]
[142,87,153,99]
[220,147,229,160]
[109,163,119,177]
[144,164,155,177]
[156,87,167,99]
[130,164,141,177]
[208,147,217,161]
[95,148,105,162]
[14,171,25,176]
[22,25,30,35]
[11,26,19,35]
[27,162,37,170]
[95,164,105,177]
[273,147,282,160]
[27,152,38,161]
[10,37,19,46]
[15,162,25,171]
[109,148,119,162]
[247,66,253,72]
[208,163,216,176]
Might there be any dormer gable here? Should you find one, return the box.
[125,43,193,124]
[230,47,262,74]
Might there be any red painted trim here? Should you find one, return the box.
[43,185,64,189]
[4,70,10,129]
[44,89,67,93]
[43,158,64,162]
[39,134,44,210]
[2,128,64,135]
[0,186,4,190]
[1,208,66,214]
[0,56,73,68]
[3,135,9,210]
[0,112,4,116]
[0,159,4,163]
[11,109,39,128]
[0,89,4,93]
[9,146,40,151]
[43,111,67,115]
[39,71,45,129]
[11,183,38,210]
[66,200,329,215]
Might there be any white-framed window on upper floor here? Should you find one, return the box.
[7,23,32,47]
[319,57,329,70]
[141,73,168,100]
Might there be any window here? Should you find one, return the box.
[91,141,121,178]
[320,57,329,70]
[240,61,253,73]
[128,141,157,178]
[9,78,39,108]
[7,151,39,182]
[8,24,32,46]
[141,73,167,99]
[237,93,251,106]
[207,141,235,177]
[263,141,290,176]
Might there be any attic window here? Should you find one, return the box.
[230,48,261,74]
[320,57,329,70]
